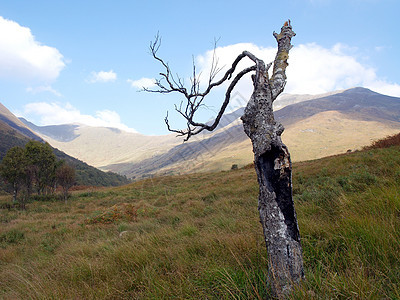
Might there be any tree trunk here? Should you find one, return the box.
[241,22,304,298]
[63,187,68,204]
[12,182,18,204]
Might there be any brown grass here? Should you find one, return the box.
[1,142,400,298]
[363,132,400,150]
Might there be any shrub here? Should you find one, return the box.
[85,203,137,225]
[201,192,219,204]
[0,229,25,247]
[364,132,400,150]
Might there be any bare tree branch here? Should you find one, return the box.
[147,22,294,141]
[148,21,296,140]
[147,35,268,140]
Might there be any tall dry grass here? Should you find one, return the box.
[0,137,400,298]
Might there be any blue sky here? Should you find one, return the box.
[0,0,398,135]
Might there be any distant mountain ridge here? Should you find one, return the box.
[275,87,400,126]
[104,87,400,178]
[19,118,80,142]
[18,87,400,179]
[273,89,344,110]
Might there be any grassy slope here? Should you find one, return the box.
[0,139,400,298]
[0,121,30,158]
[283,110,400,162]
[0,122,129,188]
[115,111,400,179]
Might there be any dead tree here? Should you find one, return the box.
[147,21,304,298]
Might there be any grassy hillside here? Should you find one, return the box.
[283,110,400,162]
[0,121,129,188]
[0,136,399,298]
[52,148,129,187]
[0,123,31,193]
[0,121,31,159]
[0,102,129,188]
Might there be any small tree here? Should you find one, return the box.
[56,163,75,203]
[24,141,57,195]
[0,146,26,203]
[147,21,303,297]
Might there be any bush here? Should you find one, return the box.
[85,203,137,225]
[364,132,400,150]
[0,229,25,247]
[31,194,59,202]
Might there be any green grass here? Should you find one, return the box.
[0,142,400,298]
[292,147,400,298]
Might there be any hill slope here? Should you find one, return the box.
[21,122,182,168]
[21,87,400,179]
[0,119,32,159]
[106,87,400,178]
[275,87,400,126]
[0,135,399,298]
[0,104,129,187]
[0,103,41,141]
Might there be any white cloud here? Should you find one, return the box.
[89,70,117,83]
[287,43,400,97]
[128,77,157,90]
[21,102,137,133]
[364,80,400,97]
[195,43,276,102]
[195,42,400,99]
[287,43,371,94]
[374,46,385,52]
[0,16,65,82]
[26,85,62,97]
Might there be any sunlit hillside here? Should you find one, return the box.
[22,87,400,179]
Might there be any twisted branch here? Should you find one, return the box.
[147,21,295,141]
[147,36,262,140]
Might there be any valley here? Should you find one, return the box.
[1,88,400,298]
[17,87,400,179]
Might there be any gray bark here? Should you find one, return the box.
[241,21,304,298]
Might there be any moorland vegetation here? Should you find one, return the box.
[0,134,400,298]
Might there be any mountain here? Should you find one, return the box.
[0,103,41,160]
[275,87,400,161]
[273,89,344,110]
[0,104,129,187]
[0,103,42,142]
[275,87,400,126]
[21,87,400,179]
[25,124,182,169]
[19,118,79,142]
[104,87,400,178]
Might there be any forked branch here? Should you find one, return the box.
[147,35,263,140]
[147,21,295,141]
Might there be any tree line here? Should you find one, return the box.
[0,140,75,208]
